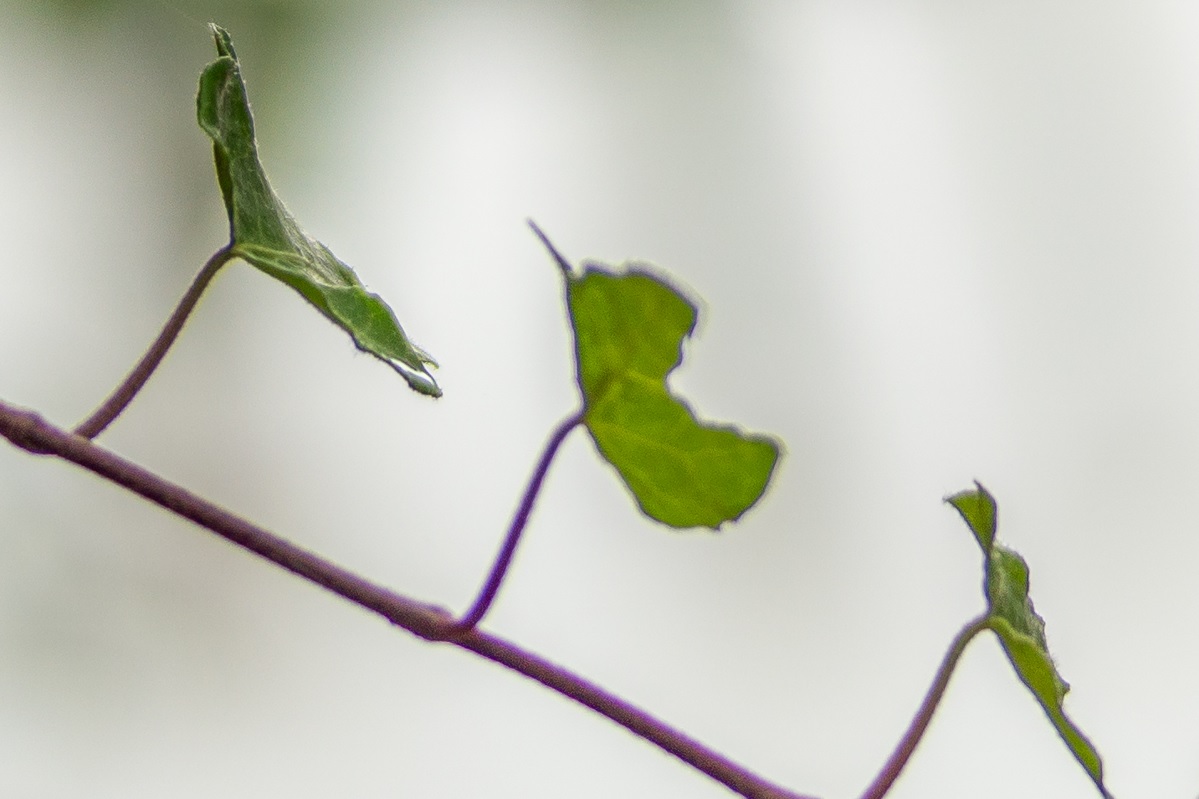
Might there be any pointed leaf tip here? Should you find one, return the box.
[565,260,779,529]
[209,23,235,59]
[946,481,996,551]
[196,27,439,397]
[948,483,1110,797]
[529,220,572,277]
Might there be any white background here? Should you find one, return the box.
[1,2,1196,797]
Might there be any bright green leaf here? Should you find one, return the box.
[196,25,439,397]
[946,483,1110,798]
[565,263,779,529]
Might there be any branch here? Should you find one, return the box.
[455,411,583,630]
[858,614,991,799]
[74,246,235,439]
[0,400,813,799]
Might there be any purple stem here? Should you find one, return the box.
[527,219,573,276]
[455,412,583,631]
[858,615,990,799]
[74,246,234,440]
[0,400,814,799]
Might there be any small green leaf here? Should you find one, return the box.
[945,484,996,550]
[564,262,779,529]
[196,25,439,396]
[946,483,1110,798]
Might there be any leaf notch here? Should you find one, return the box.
[534,225,779,530]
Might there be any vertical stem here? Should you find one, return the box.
[455,411,584,631]
[859,615,991,799]
[74,246,234,440]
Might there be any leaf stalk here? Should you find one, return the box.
[858,614,991,799]
[74,246,234,439]
[455,411,583,631]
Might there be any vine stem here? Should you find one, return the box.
[74,246,235,440]
[858,614,991,799]
[0,400,813,799]
[455,411,583,631]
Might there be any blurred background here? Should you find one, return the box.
[1,1,1196,797]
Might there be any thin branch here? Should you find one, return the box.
[858,614,991,799]
[74,246,235,439]
[455,411,583,631]
[460,632,808,799]
[0,400,814,799]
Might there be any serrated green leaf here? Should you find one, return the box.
[196,25,439,397]
[947,483,1110,798]
[565,264,779,529]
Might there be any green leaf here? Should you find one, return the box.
[196,25,439,397]
[564,262,779,529]
[947,483,1110,798]
[944,482,996,550]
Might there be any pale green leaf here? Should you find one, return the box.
[565,263,779,529]
[947,483,1110,798]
